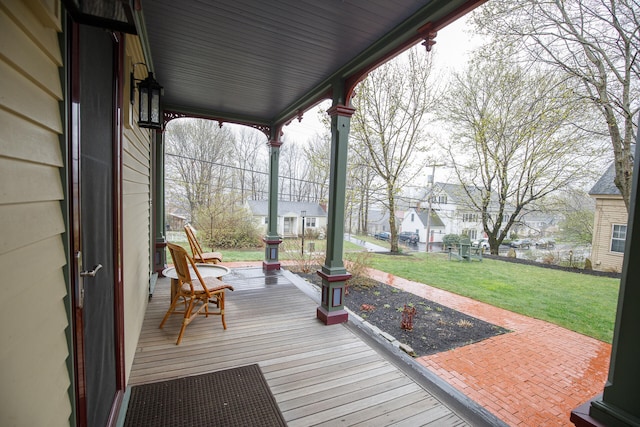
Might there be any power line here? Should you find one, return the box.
[166,152,328,187]
[165,152,431,206]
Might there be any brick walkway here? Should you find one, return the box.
[365,268,612,427]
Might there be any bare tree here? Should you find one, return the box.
[279,140,310,201]
[351,46,439,252]
[473,0,640,210]
[546,190,595,244]
[303,133,331,203]
[349,159,378,235]
[165,118,234,218]
[440,49,605,254]
[231,127,269,201]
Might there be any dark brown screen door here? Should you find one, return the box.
[70,22,122,427]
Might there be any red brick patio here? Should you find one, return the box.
[365,268,612,427]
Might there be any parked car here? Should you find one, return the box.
[510,239,532,249]
[471,238,490,250]
[398,231,419,244]
[374,231,391,241]
[535,239,555,249]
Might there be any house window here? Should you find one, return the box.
[305,217,316,227]
[284,217,293,233]
[462,213,478,222]
[463,229,477,240]
[431,195,447,204]
[411,213,415,222]
[264,217,268,224]
[611,224,627,253]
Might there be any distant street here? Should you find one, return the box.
[345,233,591,265]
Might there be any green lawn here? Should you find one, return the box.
[368,252,619,343]
[165,238,363,262]
[166,236,620,342]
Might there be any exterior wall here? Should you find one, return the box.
[401,209,425,238]
[591,196,627,272]
[432,203,465,236]
[0,1,72,425]
[122,35,153,381]
[253,214,327,237]
[400,208,446,243]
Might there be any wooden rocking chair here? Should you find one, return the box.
[184,224,223,264]
[160,243,234,345]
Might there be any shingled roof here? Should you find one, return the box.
[589,163,620,196]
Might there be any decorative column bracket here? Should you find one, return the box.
[417,23,437,52]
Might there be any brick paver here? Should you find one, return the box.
[365,268,612,427]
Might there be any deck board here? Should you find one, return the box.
[127,267,471,426]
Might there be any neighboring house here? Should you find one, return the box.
[167,211,189,231]
[401,207,446,243]
[589,163,629,272]
[366,208,391,235]
[247,200,327,238]
[363,207,409,236]
[414,182,513,241]
[512,211,560,238]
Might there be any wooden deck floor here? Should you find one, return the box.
[128,267,486,426]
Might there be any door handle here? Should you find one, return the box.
[81,264,103,277]
[76,251,103,309]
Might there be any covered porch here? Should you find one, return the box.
[67,1,640,425]
[127,266,499,426]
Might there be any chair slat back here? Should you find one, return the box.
[167,243,193,287]
[184,224,205,260]
[167,242,211,298]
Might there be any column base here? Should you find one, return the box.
[570,396,607,427]
[262,261,281,271]
[154,239,167,276]
[571,395,640,427]
[316,306,348,325]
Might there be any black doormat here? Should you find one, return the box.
[124,364,287,426]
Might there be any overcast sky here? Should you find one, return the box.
[283,15,481,142]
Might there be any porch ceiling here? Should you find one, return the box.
[136,0,484,130]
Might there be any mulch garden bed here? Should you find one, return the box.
[292,269,510,357]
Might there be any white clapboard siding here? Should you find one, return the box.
[122,34,154,380]
[0,1,71,426]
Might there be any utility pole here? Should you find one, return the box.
[424,163,446,252]
[425,166,434,252]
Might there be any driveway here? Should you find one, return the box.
[344,233,389,252]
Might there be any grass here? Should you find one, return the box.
[165,238,363,262]
[367,252,620,343]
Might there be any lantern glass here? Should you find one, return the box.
[139,86,149,123]
[151,87,160,123]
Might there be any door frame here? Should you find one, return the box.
[67,20,126,427]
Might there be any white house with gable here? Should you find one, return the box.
[247,200,327,238]
[410,182,515,241]
[401,207,446,244]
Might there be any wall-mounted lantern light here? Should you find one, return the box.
[137,72,163,129]
[131,63,163,130]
